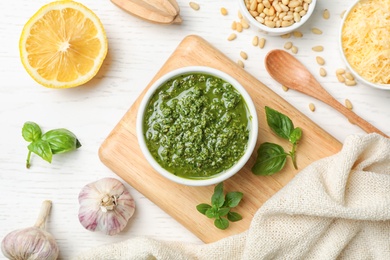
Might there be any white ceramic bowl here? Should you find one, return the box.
[238,0,317,36]
[339,0,390,90]
[136,66,258,186]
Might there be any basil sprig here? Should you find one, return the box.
[22,121,81,168]
[252,107,302,175]
[196,182,243,230]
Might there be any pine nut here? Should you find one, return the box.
[252,36,259,46]
[319,67,327,77]
[227,33,237,41]
[345,99,353,110]
[284,41,293,50]
[291,45,298,54]
[311,28,323,35]
[345,72,355,81]
[282,85,289,92]
[281,33,291,38]
[336,68,345,74]
[336,74,345,83]
[221,7,228,16]
[293,31,303,38]
[312,45,324,52]
[345,80,357,86]
[237,60,245,68]
[241,19,250,29]
[323,9,330,19]
[240,51,248,60]
[236,22,243,32]
[259,37,266,48]
[316,56,325,65]
[189,2,200,11]
[309,103,316,112]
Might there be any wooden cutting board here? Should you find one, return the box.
[99,35,342,243]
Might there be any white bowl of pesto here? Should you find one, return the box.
[136,66,258,186]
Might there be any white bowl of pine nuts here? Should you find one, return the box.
[238,0,317,36]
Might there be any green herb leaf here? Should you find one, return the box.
[41,128,82,154]
[289,127,302,145]
[224,192,243,208]
[217,207,231,217]
[265,106,294,140]
[22,122,42,142]
[227,212,243,222]
[28,140,53,163]
[196,203,211,215]
[252,142,287,175]
[211,183,225,208]
[214,217,229,230]
[205,207,218,219]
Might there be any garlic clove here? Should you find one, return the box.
[78,178,135,236]
[1,200,59,260]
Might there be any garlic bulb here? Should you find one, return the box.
[1,200,59,260]
[78,177,136,236]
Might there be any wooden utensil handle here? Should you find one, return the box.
[331,99,388,138]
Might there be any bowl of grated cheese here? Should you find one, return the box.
[340,0,390,90]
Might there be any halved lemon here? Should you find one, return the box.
[19,0,108,88]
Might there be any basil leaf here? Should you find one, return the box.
[196,203,211,215]
[217,207,230,217]
[205,207,218,219]
[224,192,243,208]
[211,183,225,208]
[41,128,81,154]
[289,127,302,145]
[28,140,52,163]
[214,217,229,230]
[227,212,243,222]
[252,142,287,175]
[265,106,294,140]
[22,122,42,142]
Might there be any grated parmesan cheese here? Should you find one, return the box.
[342,0,390,85]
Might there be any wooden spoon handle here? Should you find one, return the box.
[326,96,388,138]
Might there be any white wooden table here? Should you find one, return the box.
[0,0,389,259]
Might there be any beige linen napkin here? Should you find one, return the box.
[76,133,390,259]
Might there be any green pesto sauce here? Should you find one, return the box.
[143,73,251,179]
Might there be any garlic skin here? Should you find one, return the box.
[78,177,135,236]
[1,200,59,260]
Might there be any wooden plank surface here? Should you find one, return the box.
[99,35,342,243]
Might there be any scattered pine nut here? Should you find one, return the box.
[238,10,243,19]
[311,28,323,35]
[282,85,289,92]
[345,99,353,110]
[316,56,325,65]
[241,19,250,29]
[323,9,330,19]
[312,45,324,52]
[319,67,327,77]
[237,60,245,68]
[259,38,266,49]
[220,7,228,16]
[345,72,355,81]
[189,2,200,11]
[236,22,243,32]
[231,21,237,30]
[291,45,298,54]
[309,103,316,112]
[336,68,346,74]
[281,33,291,39]
[293,31,303,38]
[340,10,346,19]
[336,74,346,83]
[284,41,293,50]
[252,36,259,46]
[345,80,357,86]
[227,33,237,41]
[240,51,248,60]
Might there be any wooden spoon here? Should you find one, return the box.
[265,49,388,138]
